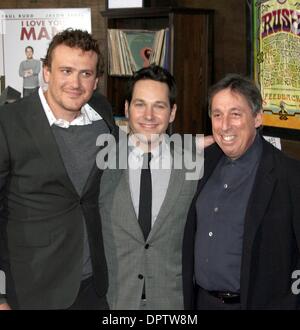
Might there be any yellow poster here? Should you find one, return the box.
[253,0,300,130]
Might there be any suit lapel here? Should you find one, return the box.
[148,167,185,239]
[87,91,118,137]
[240,141,277,307]
[122,169,146,240]
[81,92,118,195]
[20,93,77,195]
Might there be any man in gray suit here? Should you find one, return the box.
[100,65,205,310]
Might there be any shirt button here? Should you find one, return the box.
[214,207,218,212]
[224,184,228,189]
[209,232,213,237]
[145,244,150,249]
[138,274,144,279]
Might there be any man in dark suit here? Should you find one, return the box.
[0,29,117,309]
[182,74,300,310]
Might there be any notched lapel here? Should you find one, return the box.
[88,91,118,137]
[240,147,277,307]
[121,170,145,241]
[148,167,185,240]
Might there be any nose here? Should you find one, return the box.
[70,73,80,88]
[221,115,231,131]
[144,105,154,120]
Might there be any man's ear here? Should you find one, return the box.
[125,100,129,118]
[255,110,263,128]
[169,104,177,123]
[43,65,50,84]
[93,77,99,90]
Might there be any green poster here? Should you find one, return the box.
[253,0,300,130]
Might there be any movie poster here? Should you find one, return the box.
[0,8,91,96]
[253,0,300,130]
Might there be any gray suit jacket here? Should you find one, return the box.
[100,143,198,310]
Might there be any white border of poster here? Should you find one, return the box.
[0,10,6,77]
[107,0,143,9]
[0,8,91,96]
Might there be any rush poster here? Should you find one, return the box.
[253,0,300,130]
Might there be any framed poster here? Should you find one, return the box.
[0,8,91,96]
[252,0,300,134]
[106,0,150,9]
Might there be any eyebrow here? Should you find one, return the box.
[212,107,242,112]
[58,66,94,72]
[132,98,144,102]
[154,101,169,106]
[132,98,168,105]
[58,66,73,70]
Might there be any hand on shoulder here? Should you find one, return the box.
[0,303,11,310]
[204,135,215,148]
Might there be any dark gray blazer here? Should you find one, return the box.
[0,91,118,309]
[183,136,300,309]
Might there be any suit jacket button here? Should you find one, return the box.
[138,274,144,279]
[145,244,149,249]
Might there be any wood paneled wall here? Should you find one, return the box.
[178,0,248,81]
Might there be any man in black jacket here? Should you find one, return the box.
[0,29,117,309]
[183,74,300,310]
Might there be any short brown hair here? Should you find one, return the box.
[43,28,104,77]
[126,64,177,108]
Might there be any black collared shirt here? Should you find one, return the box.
[194,133,263,292]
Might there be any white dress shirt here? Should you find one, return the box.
[128,136,172,227]
[38,87,102,127]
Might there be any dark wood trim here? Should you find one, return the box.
[101,7,214,19]
[246,0,253,77]
[262,127,300,142]
[105,0,151,10]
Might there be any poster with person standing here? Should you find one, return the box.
[0,8,91,97]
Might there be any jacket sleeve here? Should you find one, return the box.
[289,157,300,308]
[0,120,10,218]
[32,60,41,75]
[0,120,10,303]
[18,61,24,77]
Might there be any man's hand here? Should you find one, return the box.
[0,303,11,310]
[195,135,215,153]
[24,69,33,77]
[204,135,215,148]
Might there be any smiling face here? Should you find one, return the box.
[125,79,176,150]
[25,47,33,60]
[211,88,262,160]
[43,44,98,121]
